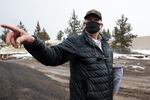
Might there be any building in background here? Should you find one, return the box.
[131,36,150,50]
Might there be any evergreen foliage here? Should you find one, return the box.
[34,21,50,41]
[17,21,27,32]
[0,28,9,42]
[65,10,82,36]
[57,31,64,40]
[102,29,111,40]
[111,15,137,53]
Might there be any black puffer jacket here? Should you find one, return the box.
[24,31,113,100]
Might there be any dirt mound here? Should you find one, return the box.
[0,61,69,100]
[120,87,150,100]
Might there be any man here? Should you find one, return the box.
[0,9,114,100]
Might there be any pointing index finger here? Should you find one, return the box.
[0,24,20,32]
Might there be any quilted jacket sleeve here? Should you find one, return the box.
[24,37,73,66]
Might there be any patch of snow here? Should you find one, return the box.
[45,40,62,45]
[131,50,150,55]
[130,65,145,70]
[0,46,33,60]
[0,46,27,54]
[12,53,32,59]
[113,53,150,60]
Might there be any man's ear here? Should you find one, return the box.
[83,20,87,25]
[83,21,86,29]
[99,23,103,29]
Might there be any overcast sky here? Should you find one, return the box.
[0,0,149,39]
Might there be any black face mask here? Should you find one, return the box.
[85,21,100,34]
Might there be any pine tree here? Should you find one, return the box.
[34,21,41,36]
[42,28,50,40]
[64,28,71,36]
[111,15,137,53]
[102,29,111,40]
[34,21,50,41]
[0,28,9,42]
[57,30,64,40]
[17,21,27,32]
[65,10,82,36]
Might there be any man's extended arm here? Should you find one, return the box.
[24,37,71,66]
[0,24,71,66]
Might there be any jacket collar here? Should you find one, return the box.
[82,30,108,47]
[82,30,99,47]
[82,31,110,55]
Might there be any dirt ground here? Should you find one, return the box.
[0,60,69,100]
[1,57,150,100]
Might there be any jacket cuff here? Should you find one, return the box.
[23,35,41,51]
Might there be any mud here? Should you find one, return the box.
[1,58,150,100]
